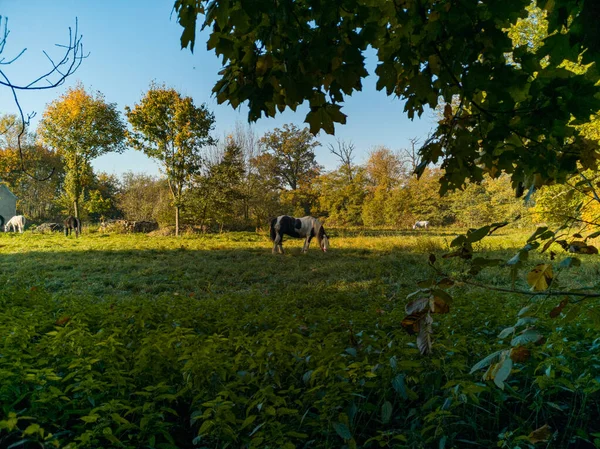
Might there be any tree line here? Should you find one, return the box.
[3,80,589,233]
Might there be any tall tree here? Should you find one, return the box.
[126,83,216,236]
[258,124,321,191]
[38,85,126,218]
[186,137,246,231]
[173,0,600,194]
[365,147,404,190]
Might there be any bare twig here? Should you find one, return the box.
[0,17,86,181]
[458,278,600,298]
[328,138,355,181]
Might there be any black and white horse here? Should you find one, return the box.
[270,215,330,254]
[412,220,429,230]
[64,216,81,237]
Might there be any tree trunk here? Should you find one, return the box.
[175,205,180,236]
[74,200,79,219]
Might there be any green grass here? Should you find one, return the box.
[0,230,599,448]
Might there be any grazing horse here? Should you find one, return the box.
[412,220,429,230]
[64,216,82,237]
[270,215,330,254]
[4,215,26,233]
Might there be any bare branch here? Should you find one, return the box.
[399,136,421,172]
[328,138,355,181]
[0,17,85,181]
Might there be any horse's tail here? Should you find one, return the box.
[269,217,278,242]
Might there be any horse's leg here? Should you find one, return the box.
[273,231,282,254]
[303,236,311,253]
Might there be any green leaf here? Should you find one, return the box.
[511,330,543,346]
[392,374,408,399]
[563,304,581,322]
[240,415,257,430]
[498,327,515,339]
[466,225,491,243]
[450,235,467,247]
[333,422,352,440]
[493,356,513,390]
[470,350,503,374]
[23,424,41,436]
[381,401,392,424]
[198,420,215,435]
[304,106,336,135]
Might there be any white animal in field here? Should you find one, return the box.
[412,220,429,230]
[5,215,26,233]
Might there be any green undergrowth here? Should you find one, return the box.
[0,231,599,448]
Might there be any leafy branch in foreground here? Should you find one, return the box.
[402,219,600,384]
[173,0,600,195]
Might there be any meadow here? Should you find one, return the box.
[0,229,599,449]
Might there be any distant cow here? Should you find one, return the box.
[413,220,429,230]
[5,215,26,233]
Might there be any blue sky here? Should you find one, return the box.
[0,0,435,176]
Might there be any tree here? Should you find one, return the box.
[126,84,216,236]
[173,0,600,194]
[231,122,260,225]
[38,85,126,219]
[85,172,121,221]
[365,147,404,190]
[185,136,246,231]
[118,172,172,224]
[258,124,321,191]
[318,139,366,226]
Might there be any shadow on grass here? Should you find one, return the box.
[0,246,425,298]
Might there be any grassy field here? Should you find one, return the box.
[0,229,599,448]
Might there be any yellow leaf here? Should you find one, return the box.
[528,424,552,444]
[527,264,553,291]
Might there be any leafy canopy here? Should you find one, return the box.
[38,84,126,217]
[257,124,321,191]
[126,83,216,183]
[38,84,126,162]
[173,0,600,193]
